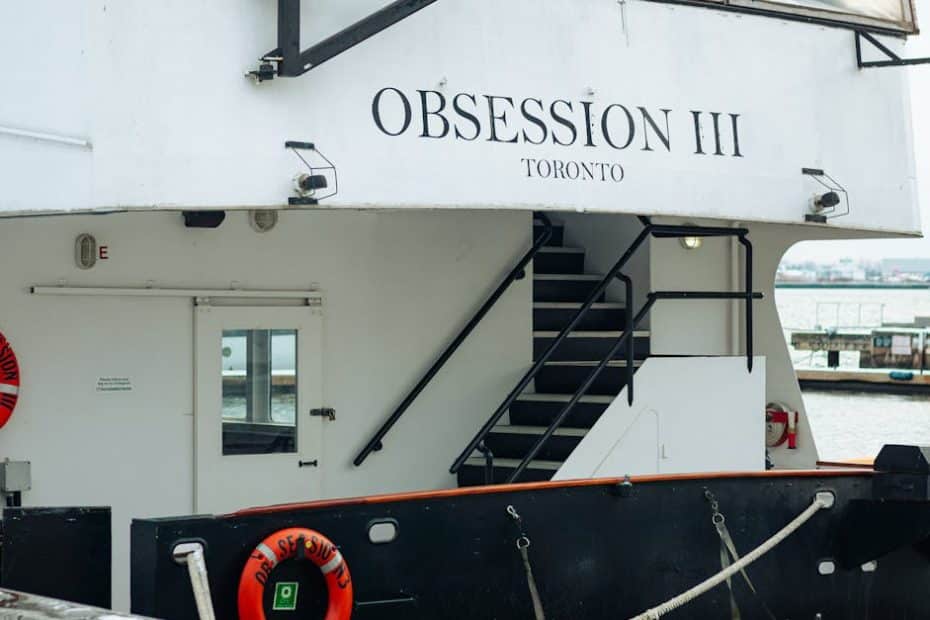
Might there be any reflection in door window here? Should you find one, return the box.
[221,329,297,455]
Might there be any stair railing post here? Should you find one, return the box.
[616,273,634,406]
[738,235,754,372]
[477,441,494,485]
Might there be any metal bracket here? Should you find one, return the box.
[802,168,850,223]
[856,31,930,69]
[310,408,336,421]
[248,0,441,81]
[286,141,338,205]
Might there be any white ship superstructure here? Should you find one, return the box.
[0,0,924,613]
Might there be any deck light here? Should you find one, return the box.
[679,224,703,250]
[75,234,97,269]
[815,191,841,211]
[249,210,278,233]
[680,236,703,250]
[802,169,849,223]
[294,173,328,196]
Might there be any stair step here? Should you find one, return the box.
[511,394,612,428]
[458,457,560,486]
[533,331,650,362]
[535,361,641,395]
[533,302,626,331]
[533,221,564,247]
[533,274,606,303]
[535,247,585,274]
[484,425,585,461]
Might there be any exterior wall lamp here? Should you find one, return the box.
[680,225,703,250]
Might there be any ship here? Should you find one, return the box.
[1,0,929,618]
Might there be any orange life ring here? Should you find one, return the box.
[0,332,20,429]
[238,527,352,620]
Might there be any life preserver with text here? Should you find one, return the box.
[238,527,353,620]
[0,332,20,429]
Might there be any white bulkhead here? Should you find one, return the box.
[0,0,922,610]
[0,0,921,233]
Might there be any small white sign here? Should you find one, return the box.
[96,377,133,393]
[891,335,912,356]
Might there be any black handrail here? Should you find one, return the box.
[450,216,757,476]
[353,214,554,466]
[504,289,764,483]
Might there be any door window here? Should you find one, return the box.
[221,329,297,455]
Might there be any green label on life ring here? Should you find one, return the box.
[273,582,299,611]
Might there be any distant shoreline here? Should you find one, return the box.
[776,282,930,290]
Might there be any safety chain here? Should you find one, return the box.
[507,505,546,620]
[704,489,725,527]
[704,489,777,620]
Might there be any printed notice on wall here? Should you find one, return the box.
[891,335,912,356]
[96,377,133,393]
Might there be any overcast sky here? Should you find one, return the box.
[784,0,930,262]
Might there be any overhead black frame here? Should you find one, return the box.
[647,0,916,37]
[249,0,441,81]
[855,30,930,68]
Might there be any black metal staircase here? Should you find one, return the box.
[451,216,762,486]
[355,213,762,488]
[456,218,649,486]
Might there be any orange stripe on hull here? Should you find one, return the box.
[229,468,874,518]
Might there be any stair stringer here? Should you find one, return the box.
[553,356,766,480]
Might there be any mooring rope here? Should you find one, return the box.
[628,492,834,620]
[184,546,217,620]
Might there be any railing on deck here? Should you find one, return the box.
[353,214,554,466]
[450,216,764,483]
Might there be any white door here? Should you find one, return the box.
[194,304,324,514]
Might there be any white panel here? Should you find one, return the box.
[0,2,92,213]
[0,1,919,234]
[555,357,766,479]
[649,227,733,356]
[0,209,530,609]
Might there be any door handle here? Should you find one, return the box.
[298,460,319,468]
[310,408,336,421]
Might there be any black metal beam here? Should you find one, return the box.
[856,30,930,69]
[278,0,301,71]
[268,0,441,78]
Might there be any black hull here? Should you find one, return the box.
[132,464,930,619]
